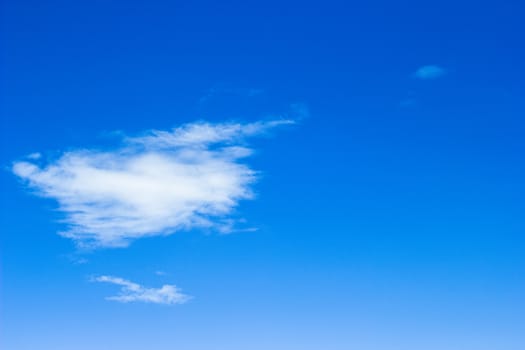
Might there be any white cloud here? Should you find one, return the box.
[91,275,191,305]
[13,119,293,248]
[413,65,446,79]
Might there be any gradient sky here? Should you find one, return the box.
[1,1,525,349]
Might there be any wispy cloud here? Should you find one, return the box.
[91,275,191,305]
[413,65,446,80]
[13,119,293,248]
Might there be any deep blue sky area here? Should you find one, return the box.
[1,1,524,349]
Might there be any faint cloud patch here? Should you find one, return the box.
[62,253,89,265]
[27,152,42,160]
[413,65,446,80]
[91,275,191,305]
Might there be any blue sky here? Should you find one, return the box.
[1,0,525,349]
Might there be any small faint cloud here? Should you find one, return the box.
[72,257,89,265]
[247,88,264,97]
[27,152,42,160]
[413,65,446,80]
[91,275,191,305]
[207,217,257,234]
[62,253,89,265]
[155,270,167,276]
[236,227,258,233]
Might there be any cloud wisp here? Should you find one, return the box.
[413,65,446,80]
[91,275,191,305]
[13,119,293,248]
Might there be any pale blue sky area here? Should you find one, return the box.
[1,1,524,349]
